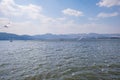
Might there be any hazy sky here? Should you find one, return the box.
[0,0,120,35]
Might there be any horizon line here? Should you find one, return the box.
[0,32,120,36]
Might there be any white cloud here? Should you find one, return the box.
[62,8,83,17]
[48,22,120,34]
[0,0,119,35]
[97,0,120,7]
[1,17,119,35]
[0,0,57,24]
[19,4,42,19]
[0,0,42,19]
[97,12,119,18]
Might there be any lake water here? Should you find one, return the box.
[0,39,120,80]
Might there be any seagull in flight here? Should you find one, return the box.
[3,22,11,28]
[0,21,11,29]
[3,25,9,28]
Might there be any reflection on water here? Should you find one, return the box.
[0,40,120,80]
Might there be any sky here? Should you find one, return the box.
[0,0,120,35]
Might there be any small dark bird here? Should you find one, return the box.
[4,25,9,28]
[3,22,11,28]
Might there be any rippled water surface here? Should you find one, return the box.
[0,40,120,80]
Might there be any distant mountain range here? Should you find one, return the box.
[0,32,120,40]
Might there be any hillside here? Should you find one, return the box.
[0,32,120,40]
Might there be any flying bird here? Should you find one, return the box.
[3,22,11,28]
[3,25,9,28]
[0,21,11,29]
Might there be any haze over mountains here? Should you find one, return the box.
[0,32,120,40]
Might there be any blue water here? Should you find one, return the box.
[0,39,120,80]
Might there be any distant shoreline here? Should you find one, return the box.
[0,32,120,40]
